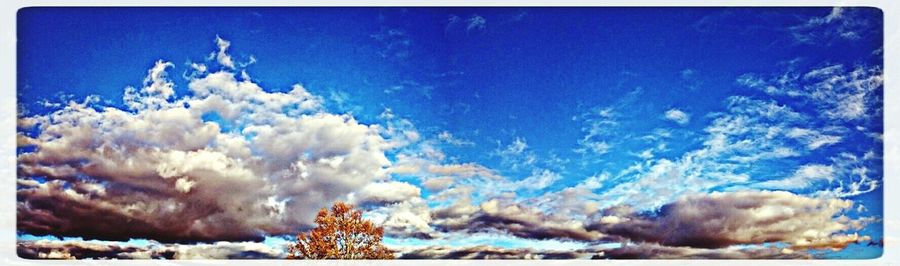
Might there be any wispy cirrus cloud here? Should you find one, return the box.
[446,14,487,34]
[789,7,880,45]
[755,164,835,190]
[737,61,883,122]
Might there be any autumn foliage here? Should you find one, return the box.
[287,202,395,259]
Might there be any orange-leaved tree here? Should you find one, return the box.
[287,201,395,259]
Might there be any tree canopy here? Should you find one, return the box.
[287,201,394,259]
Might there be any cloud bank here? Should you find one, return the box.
[17,37,406,243]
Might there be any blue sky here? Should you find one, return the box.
[16,7,883,259]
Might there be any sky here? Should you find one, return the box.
[15,7,883,259]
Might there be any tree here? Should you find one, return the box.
[287,201,395,259]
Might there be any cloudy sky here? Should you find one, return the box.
[16,7,883,259]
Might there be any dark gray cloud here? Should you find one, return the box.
[17,240,171,260]
[588,191,868,249]
[432,198,603,242]
[17,179,270,243]
[427,189,870,253]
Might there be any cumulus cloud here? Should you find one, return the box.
[142,60,176,99]
[171,241,284,259]
[16,37,396,243]
[664,108,690,125]
[350,181,421,206]
[214,35,235,69]
[421,176,455,191]
[366,197,436,239]
[588,191,868,250]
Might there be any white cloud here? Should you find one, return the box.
[124,60,179,110]
[173,241,284,259]
[426,163,500,179]
[351,181,421,205]
[785,127,842,150]
[594,96,810,210]
[17,238,286,259]
[437,131,475,146]
[789,7,874,44]
[809,66,882,121]
[738,61,882,122]
[466,15,486,32]
[664,108,690,125]
[421,176,455,191]
[581,141,611,155]
[190,62,208,73]
[578,173,609,190]
[516,169,561,191]
[803,64,843,79]
[143,60,176,99]
[636,149,654,159]
[16,39,399,242]
[493,137,536,170]
[377,108,423,149]
[214,35,235,69]
[816,152,880,198]
[573,105,619,156]
[366,197,435,239]
[501,137,527,154]
[755,164,835,189]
